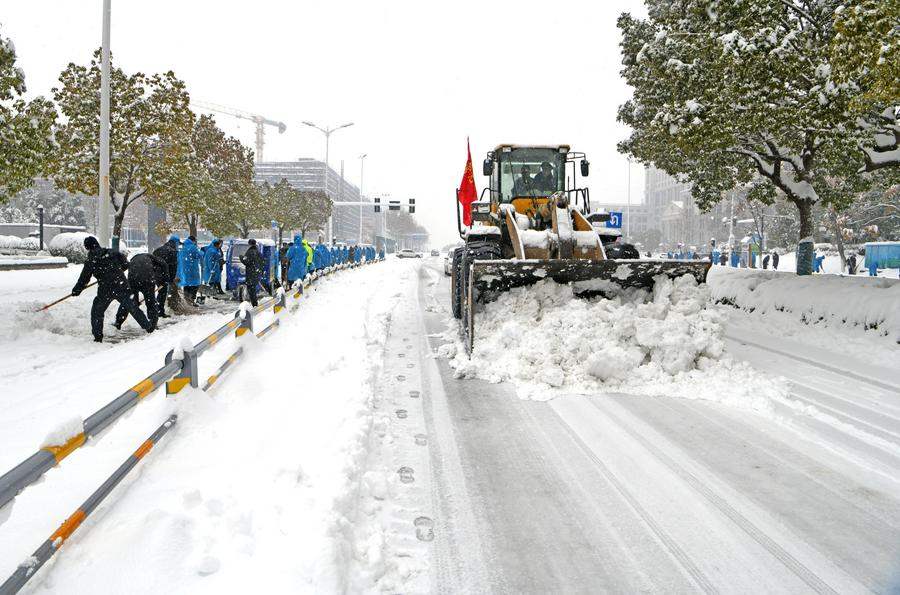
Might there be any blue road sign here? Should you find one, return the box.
[607,211,623,229]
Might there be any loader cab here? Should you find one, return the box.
[483,145,590,218]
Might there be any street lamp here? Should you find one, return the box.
[358,153,367,244]
[302,121,354,242]
[99,0,112,248]
[36,205,44,251]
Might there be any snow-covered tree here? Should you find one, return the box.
[618,0,875,249]
[177,125,262,239]
[0,29,57,203]
[51,50,194,239]
[0,179,86,226]
[261,178,330,243]
[831,0,900,174]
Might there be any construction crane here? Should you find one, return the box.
[190,100,286,163]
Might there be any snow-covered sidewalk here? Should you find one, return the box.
[1,260,406,594]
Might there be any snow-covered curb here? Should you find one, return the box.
[707,267,900,342]
[0,254,68,269]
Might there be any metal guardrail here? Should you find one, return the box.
[0,292,279,508]
[0,258,381,592]
[0,415,178,595]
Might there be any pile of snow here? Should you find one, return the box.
[39,416,84,448]
[446,275,787,411]
[0,235,42,251]
[708,267,900,342]
[49,232,91,263]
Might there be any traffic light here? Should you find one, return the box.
[374,197,380,213]
[409,198,415,214]
[389,200,400,211]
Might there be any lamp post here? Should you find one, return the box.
[358,154,367,243]
[302,121,354,243]
[626,156,632,242]
[98,0,112,248]
[37,205,44,251]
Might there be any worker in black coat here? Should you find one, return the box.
[152,235,180,318]
[72,236,153,342]
[114,252,168,330]
[239,239,271,306]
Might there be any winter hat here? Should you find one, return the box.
[248,238,257,246]
[83,236,100,250]
[168,235,181,244]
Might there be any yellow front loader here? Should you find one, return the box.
[451,144,710,352]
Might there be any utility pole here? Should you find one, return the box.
[339,160,345,243]
[358,154,367,244]
[626,156,632,241]
[728,190,735,255]
[98,0,111,249]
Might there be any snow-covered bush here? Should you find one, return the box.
[0,235,43,251]
[708,267,900,342]
[49,231,91,263]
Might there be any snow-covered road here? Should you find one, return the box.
[2,258,898,594]
[411,258,900,594]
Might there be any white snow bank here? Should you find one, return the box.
[39,416,84,448]
[708,267,900,342]
[446,275,787,411]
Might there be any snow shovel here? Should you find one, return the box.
[35,281,97,312]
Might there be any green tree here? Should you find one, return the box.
[0,29,57,202]
[51,50,194,239]
[831,0,900,173]
[617,0,873,250]
[195,130,262,239]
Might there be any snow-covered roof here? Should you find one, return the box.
[492,144,571,152]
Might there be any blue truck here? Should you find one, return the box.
[224,238,279,301]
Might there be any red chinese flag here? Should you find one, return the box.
[458,138,477,226]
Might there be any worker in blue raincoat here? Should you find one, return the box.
[285,234,308,287]
[179,235,202,304]
[202,238,223,294]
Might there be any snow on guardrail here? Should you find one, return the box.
[707,267,900,342]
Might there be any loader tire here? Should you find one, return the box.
[460,241,501,330]
[451,247,464,319]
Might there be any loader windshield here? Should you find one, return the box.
[498,148,565,203]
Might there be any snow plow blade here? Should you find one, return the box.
[464,259,711,353]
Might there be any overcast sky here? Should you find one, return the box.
[3,0,647,246]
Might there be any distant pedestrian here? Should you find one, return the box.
[847,253,857,275]
[814,253,825,273]
[762,254,770,270]
[114,252,168,330]
[771,251,780,270]
[239,239,272,306]
[202,238,223,294]
[868,260,878,276]
[153,235,180,317]
[72,236,153,342]
[279,242,290,286]
[179,235,202,304]
[285,234,308,288]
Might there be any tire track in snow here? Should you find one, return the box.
[724,334,900,394]
[593,399,842,595]
[555,414,719,595]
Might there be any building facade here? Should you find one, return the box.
[255,159,375,244]
[644,165,731,251]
